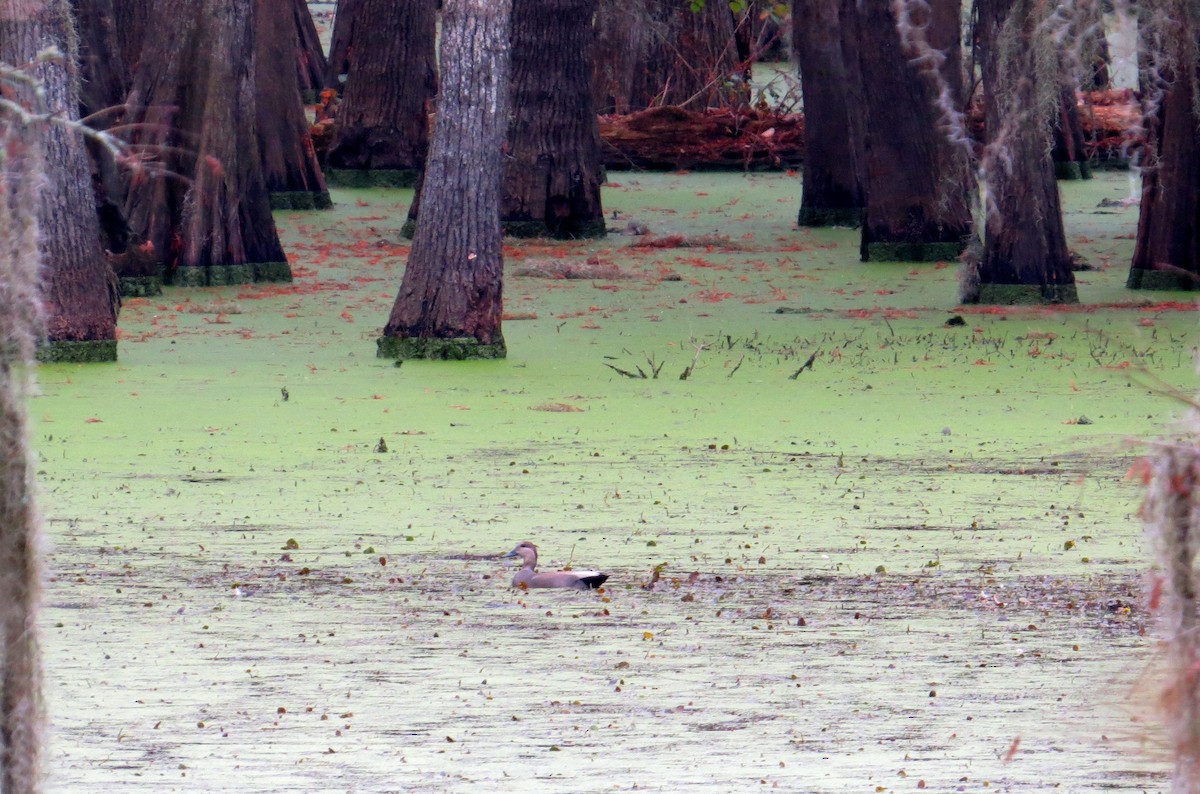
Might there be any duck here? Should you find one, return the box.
[503,541,609,590]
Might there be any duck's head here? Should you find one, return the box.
[503,541,538,567]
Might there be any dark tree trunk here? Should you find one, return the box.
[123,0,290,287]
[1128,12,1200,290]
[1080,1,1111,91]
[111,0,148,75]
[593,0,747,113]
[72,0,128,118]
[1052,81,1093,180]
[325,0,361,87]
[71,0,133,256]
[970,0,1077,304]
[1,0,121,361]
[378,0,511,360]
[293,0,327,101]
[257,0,331,209]
[793,0,864,227]
[851,0,972,261]
[326,0,435,186]
[502,0,605,239]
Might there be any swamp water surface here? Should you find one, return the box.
[38,171,1183,791]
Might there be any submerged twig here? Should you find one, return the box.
[789,350,818,379]
[604,362,645,379]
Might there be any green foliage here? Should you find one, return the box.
[689,0,749,13]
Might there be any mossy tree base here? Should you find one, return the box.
[270,191,334,210]
[400,218,416,239]
[325,169,419,189]
[1127,268,1200,291]
[866,241,963,263]
[172,261,293,287]
[119,276,163,297]
[1054,160,1093,180]
[502,218,607,240]
[797,206,862,228]
[37,339,118,363]
[974,283,1079,305]
[376,335,506,361]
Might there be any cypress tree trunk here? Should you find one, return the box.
[123,0,290,287]
[111,0,147,75]
[1080,0,1112,91]
[71,0,133,258]
[325,0,361,87]
[293,0,327,101]
[1,0,121,362]
[0,3,52,790]
[1052,81,1093,180]
[0,97,44,786]
[593,0,747,113]
[851,0,972,262]
[501,0,605,239]
[1128,2,1200,291]
[378,0,511,360]
[970,0,1077,304]
[793,0,864,227]
[257,0,332,209]
[326,0,436,187]
[71,0,127,117]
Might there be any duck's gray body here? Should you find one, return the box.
[504,541,609,590]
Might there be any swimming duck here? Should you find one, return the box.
[503,541,609,590]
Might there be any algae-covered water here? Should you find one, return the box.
[38,171,1180,791]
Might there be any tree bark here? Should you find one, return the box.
[593,0,747,114]
[293,0,327,101]
[0,1,56,778]
[1051,81,1093,180]
[0,140,44,794]
[71,0,127,117]
[793,0,864,227]
[123,0,290,286]
[111,0,148,76]
[325,0,361,87]
[501,0,606,239]
[257,0,331,209]
[1,0,121,361]
[1128,1,1200,290]
[326,0,435,186]
[1079,0,1111,91]
[378,0,510,360]
[970,0,1077,304]
[851,0,973,262]
[71,0,132,256]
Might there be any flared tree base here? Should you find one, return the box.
[376,334,507,361]
[270,191,334,210]
[37,339,118,363]
[1127,268,1200,291]
[797,206,862,228]
[1054,160,1093,180]
[974,282,1079,305]
[172,261,293,287]
[325,168,419,189]
[866,240,964,262]
[120,275,163,297]
[502,218,607,240]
